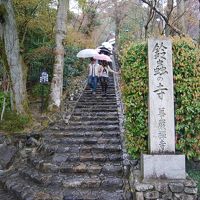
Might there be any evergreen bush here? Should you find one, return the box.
[121,37,200,159]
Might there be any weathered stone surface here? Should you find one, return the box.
[184,180,197,187]
[135,192,144,200]
[148,38,175,153]
[0,144,17,169]
[98,138,110,144]
[102,177,123,189]
[0,184,17,200]
[109,154,122,161]
[82,178,101,188]
[73,163,87,173]
[102,164,122,176]
[0,135,6,144]
[162,191,172,200]
[144,191,159,199]
[41,163,59,173]
[169,182,184,193]
[184,187,198,194]
[141,154,185,179]
[174,193,197,200]
[34,192,52,200]
[135,183,154,192]
[93,153,106,161]
[59,163,74,173]
[87,164,102,174]
[154,182,169,193]
[52,154,69,163]
[97,190,124,200]
[63,178,84,188]
[80,152,93,161]
[63,177,101,188]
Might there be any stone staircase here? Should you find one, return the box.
[0,75,132,200]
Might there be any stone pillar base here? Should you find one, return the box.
[129,168,198,200]
[141,154,185,180]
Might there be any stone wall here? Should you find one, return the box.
[129,167,199,200]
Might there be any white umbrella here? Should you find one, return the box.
[93,54,112,62]
[108,38,115,45]
[76,49,99,58]
[102,42,113,51]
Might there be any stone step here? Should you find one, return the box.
[43,130,121,139]
[70,115,119,122]
[84,90,116,94]
[39,145,122,160]
[19,167,55,186]
[3,173,63,200]
[84,88,115,93]
[50,124,120,132]
[72,112,118,117]
[85,85,115,89]
[85,83,115,87]
[69,143,121,153]
[0,185,18,200]
[63,189,124,200]
[78,99,117,103]
[75,104,118,109]
[4,173,124,200]
[81,91,116,98]
[3,173,40,199]
[80,96,116,100]
[78,97,116,101]
[61,163,123,177]
[43,137,121,146]
[37,144,122,161]
[76,101,117,106]
[27,159,123,177]
[70,115,119,121]
[84,88,115,91]
[77,101,117,104]
[53,149,121,162]
[77,100,118,109]
[73,108,118,112]
[62,176,123,191]
[18,165,123,191]
[68,120,119,126]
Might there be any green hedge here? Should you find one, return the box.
[121,37,200,159]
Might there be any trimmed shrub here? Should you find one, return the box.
[121,37,200,159]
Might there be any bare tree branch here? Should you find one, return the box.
[141,0,185,36]
[144,1,155,39]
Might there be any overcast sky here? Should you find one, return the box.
[70,0,80,13]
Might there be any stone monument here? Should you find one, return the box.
[141,38,185,180]
[129,38,198,200]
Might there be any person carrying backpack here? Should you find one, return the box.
[99,60,119,96]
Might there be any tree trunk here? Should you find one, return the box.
[0,0,28,114]
[165,0,174,36]
[0,20,3,38]
[177,0,186,34]
[50,0,68,109]
[199,0,200,45]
